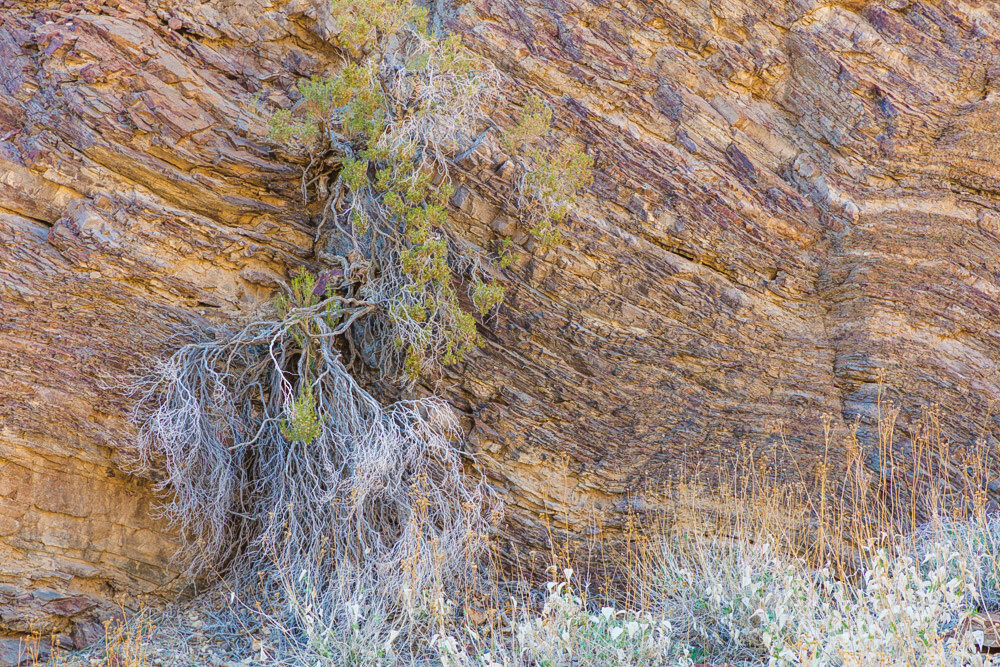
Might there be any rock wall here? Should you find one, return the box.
[0,0,330,657]
[1,0,999,656]
[449,0,1000,548]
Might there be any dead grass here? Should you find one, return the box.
[32,376,996,666]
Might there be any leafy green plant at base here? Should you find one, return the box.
[280,384,324,444]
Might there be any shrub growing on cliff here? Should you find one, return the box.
[267,0,590,385]
[128,0,596,662]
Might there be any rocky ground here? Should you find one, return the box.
[49,591,265,667]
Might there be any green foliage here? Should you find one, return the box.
[330,0,428,57]
[274,268,342,388]
[276,266,319,313]
[275,267,340,325]
[334,64,387,140]
[340,157,368,192]
[267,0,497,384]
[267,64,387,146]
[472,279,504,315]
[403,345,423,382]
[493,237,515,269]
[280,384,324,444]
[504,95,594,251]
[266,2,591,384]
[525,141,594,248]
[267,108,298,143]
[501,94,553,153]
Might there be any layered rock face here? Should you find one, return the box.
[0,0,324,657]
[452,0,1000,546]
[1,0,998,656]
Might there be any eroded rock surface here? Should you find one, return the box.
[1,0,998,656]
[448,0,1000,550]
[0,0,324,657]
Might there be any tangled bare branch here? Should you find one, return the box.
[128,293,500,659]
